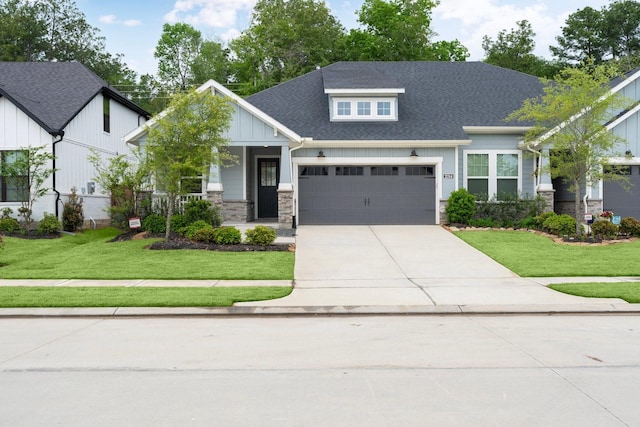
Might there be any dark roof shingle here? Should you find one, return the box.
[0,61,148,135]
[246,61,544,140]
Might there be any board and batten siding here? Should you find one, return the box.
[224,100,290,147]
[0,96,57,219]
[57,95,146,220]
[220,146,245,200]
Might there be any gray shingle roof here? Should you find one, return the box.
[0,61,148,135]
[246,61,544,141]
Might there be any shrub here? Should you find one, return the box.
[542,213,576,236]
[534,211,557,230]
[473,194,546,227]
[446,189,476,224]
[590,220,619,239]
[468,218,498,228]
[170,214,187,231]
[142,214,166,234]
[182,220,210,240]
[245,225,277,246]
[36,212,61,234]
[0,217,20,234]
[214,227,242,245]
[619,217,640,237]
[184,199,222,227]
[192,225,217,243]
[1,208,14,219]
[517,216,538,229]
[63,187,84,232]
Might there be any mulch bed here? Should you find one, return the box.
[1,230,61,239]
[110,231,294,252]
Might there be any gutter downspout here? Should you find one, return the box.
[52,131,64,217]
[288,138,309,229]
[525,144,542,189]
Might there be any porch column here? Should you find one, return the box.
[277,145,294,227]
[536,149,554,212]
[206,162,224,208]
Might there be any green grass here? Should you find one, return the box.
[0,228,294,280]
[0,286,293,307]
[453,230,640,277]
[549,282,640,303]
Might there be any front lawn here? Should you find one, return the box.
[548,282,640,303]
[454,230,640,277]
[0,286,292,307]
[0,228,294,280]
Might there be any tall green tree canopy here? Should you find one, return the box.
[551,1,640,71]
[343,0,468,61]
[0,0,134,85]
[144,89,234,240]
[154,23,230,92]
[229,0,344,95]
[482,20,560,78]
[507,63,632,234]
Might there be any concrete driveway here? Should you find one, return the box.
[245,225,626,308]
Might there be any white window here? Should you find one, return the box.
[357,101,371,116]
[377,101,391,116]
[464,151,521,200]
[331,97,397,121]
[337,101,351,116]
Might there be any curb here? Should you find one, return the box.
[2,303,640,318]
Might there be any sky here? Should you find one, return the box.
[78,0,613,76]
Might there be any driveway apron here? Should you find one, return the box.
[242,225,627,308]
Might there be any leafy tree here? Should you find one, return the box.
[482,20,561,78]
[343,0,468,61]
[551,7,608,65]
[601,0,640,71]
[191,41,230,85]
[229,0,344,94]
[144,89,234,240]
[507,63,632,235]
[0,0,136,85]
[1,145,56,230]
[155,23,203,91]
[88,149,149,229]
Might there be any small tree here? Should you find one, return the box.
[88,149,149,229]
[507,63,632,236]
[144,88,234,241]
[62,186,84,232]
[1,145,55,229]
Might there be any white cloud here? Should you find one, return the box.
[99,15,118,24]
[433,0,609,60]
[99,14,142,27]
[165,0,256,28]
[123,20,142,27]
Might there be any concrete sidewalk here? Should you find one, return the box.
[1,225,639,316]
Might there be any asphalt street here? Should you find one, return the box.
[1,315,639,426]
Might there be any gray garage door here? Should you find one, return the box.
[603,165,640,218]
[298,165,436,225]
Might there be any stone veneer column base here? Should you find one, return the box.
[536,189,555,213]
[206,190,224,208]
[222,200,252,222]
[277,189,293,227]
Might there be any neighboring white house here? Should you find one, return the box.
[0,62,149,224]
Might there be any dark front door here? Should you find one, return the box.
[258,158,279,218]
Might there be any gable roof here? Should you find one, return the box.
[0,61,149,136]
[246,61,545,141]
[124,79,302,144]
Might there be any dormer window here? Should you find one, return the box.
[330,97,398,121]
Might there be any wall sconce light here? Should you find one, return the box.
[410,149,418,157]
[317,150,325,158]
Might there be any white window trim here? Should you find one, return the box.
[330,97,397,121]
[463,150,522,197]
